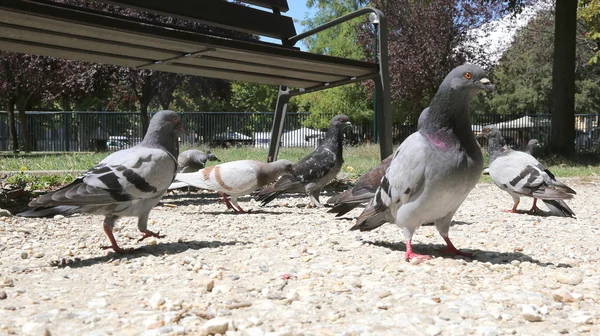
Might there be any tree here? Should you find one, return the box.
[551,0,578,155]
[0,52,53,152]
[471,9,600,116]
[295,0,372,128]
[50,60,116,111]
[157,72,185,110]
[578,0,600,64]
[119,68,159,135]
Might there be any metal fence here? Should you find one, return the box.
[0,111,599,153]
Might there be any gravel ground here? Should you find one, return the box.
[0,178,599,336]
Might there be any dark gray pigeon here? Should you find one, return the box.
[178,149,220,173]
[524,139,542,157]
[326,108,430,217]
[255,115,352,207]
[18,111,184,253]
[353,64,493,262]
[479,127,576,217]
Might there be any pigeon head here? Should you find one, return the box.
[206,149,221,162]
[527,139,541,148]
[443,64,494,95]
[331,115,352,130]
[270,159,296,177]
[143,110,185,157]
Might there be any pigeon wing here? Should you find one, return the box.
[29,147,175,207]
[353,134,428,229]
[293,146,337,183]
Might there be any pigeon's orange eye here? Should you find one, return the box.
[173,116,180,123]
[464,72,472,80]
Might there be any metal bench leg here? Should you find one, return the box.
[374,74,393,160]
[267,86,291,162]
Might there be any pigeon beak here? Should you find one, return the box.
[479,78,495,92]
[344,121,352,129]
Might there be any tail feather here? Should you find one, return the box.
[542,199,576,218]
[17,205,80,218]
[350,210,392,231]
[255,188,285,206]
[531,187,575,201]
[327,202,360,217]
[168,181,191,190]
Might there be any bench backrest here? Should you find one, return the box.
[99,0,296,42]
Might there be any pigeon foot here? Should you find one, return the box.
[440,246,472,258]
[441,237,472,258]
[138,230,165,242]
[527,199,540,214]
[405,252,431,263]
[404,239,431,262]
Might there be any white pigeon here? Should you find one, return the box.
[18,111,184,253]
[353,64,493,262]
[172,159,294,213]
[479,127,576,217]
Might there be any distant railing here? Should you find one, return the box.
[0,111,598,153]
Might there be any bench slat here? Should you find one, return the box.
[240,0,289,12]
[98,0,296,40]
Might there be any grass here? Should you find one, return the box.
[1,144,599,190]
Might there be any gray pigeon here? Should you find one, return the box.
[171,159,294,213]
[479,127,576,217]
[178,149,220,173]
[524,139,542,157]
[353,64,493,262]
[18,111,184,253]
[327,108,430,217]
[255,115,352,207]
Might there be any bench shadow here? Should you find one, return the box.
[51,240,248,269]
[367,240,572,267]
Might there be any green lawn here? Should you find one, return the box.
[1,144,599,190]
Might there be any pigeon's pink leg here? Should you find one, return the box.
[404,240,431,262]
[504,199,520,213]
[219,193,235,210]
[138,230,165,242]
[527,198,540,214]
[440,237,473,258]
[101,218,134,253]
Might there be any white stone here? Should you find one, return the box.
[425,325,442,336]
[198,318,230,336]
[149,293,165,308]
[556,273,583,286]
[88,297,108,309]
[0,209,11,217]
[241,327,265,336]
[521,305,542,322]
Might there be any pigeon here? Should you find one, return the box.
[172,159,295,213]
[524,139,542,157]
[18,110,184,253]
[478,127,576,217]
[352,64,493,262]
[255,115,352,207]
[178,149,220,173]
[326,108,430,217]
[326,154,393,217]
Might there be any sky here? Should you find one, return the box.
[258,2,317,50]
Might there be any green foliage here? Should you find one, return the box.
[5,172,75,190]
[578,0,600,64]
[230,82,278,112]
[472,10,600,115]
[295,0,372,128]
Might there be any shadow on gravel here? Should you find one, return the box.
[367,240,573,267]
[198,210,295,215]
[50,240,247,269]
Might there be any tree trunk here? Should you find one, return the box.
[17,104,30,152]
[550,0,577,156]
[6,100,18,152]
[140,103,149,136]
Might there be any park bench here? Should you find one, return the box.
[0,0,392,161]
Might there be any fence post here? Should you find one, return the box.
[64,112,70,152]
